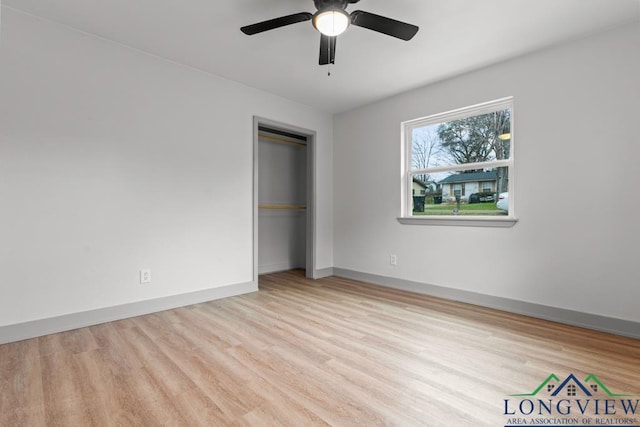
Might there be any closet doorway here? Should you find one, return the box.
[253,117,316,282]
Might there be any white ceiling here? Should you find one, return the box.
[4,0,639,113]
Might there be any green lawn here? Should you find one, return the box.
[414,202,507,216]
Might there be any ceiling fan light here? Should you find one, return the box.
[313,10,349,36]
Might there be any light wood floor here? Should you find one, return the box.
[1,270,639,426]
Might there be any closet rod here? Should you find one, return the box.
[258,133,307,148]
[259,205,306,210]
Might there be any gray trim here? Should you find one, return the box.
[333,268,640,340]
[306,126,318,280]
[312,267,334,279]
[253,117,260,283]
[258,262,303,275]
[0,281,257,345]
[253,116,319,280]
[397,217,517,227]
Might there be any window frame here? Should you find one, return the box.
[399,97,517,227]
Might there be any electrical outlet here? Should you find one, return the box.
[140,269,151,284]
[390,254,397,266]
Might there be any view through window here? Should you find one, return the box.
[403,98,513,217]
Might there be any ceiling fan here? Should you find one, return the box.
[240,0,419,66]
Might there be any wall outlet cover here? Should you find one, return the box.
[140,269,151,284]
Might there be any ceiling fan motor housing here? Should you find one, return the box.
[313,0,356,12]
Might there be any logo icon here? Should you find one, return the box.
[511,373,631,397]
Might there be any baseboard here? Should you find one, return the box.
[0,281,258,345]
[332,268,640,340]
[258,266,332,279]
[312,267,334,279]
[258,262,304,275]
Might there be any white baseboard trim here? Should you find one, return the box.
[332,268,640,340]
[0,281,258,345]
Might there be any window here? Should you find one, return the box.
[400,97,515,226]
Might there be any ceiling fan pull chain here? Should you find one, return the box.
[328,41,332,76]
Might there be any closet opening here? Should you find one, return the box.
[253,117,316,283]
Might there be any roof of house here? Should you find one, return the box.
[439,171,497,184]
[412,177,427,188]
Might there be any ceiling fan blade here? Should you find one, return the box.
[319,34,336,65]
[350,10,419,41]
[241,12,313,35]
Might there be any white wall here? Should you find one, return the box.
[334,23,640,322]
[0,8,333,327]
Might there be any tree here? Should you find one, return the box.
[490,109,510,194]
[436,109,510,193]
[436,117,494,166]
[411,128,440,189]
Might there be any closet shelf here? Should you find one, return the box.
[259,205,306,210]
[258,133,307,147]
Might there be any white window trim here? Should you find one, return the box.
[399,97,517,227]
[397,216,517,227]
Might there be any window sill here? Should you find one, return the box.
[397,216,518,227]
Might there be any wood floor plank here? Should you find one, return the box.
[1,269,639,426]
